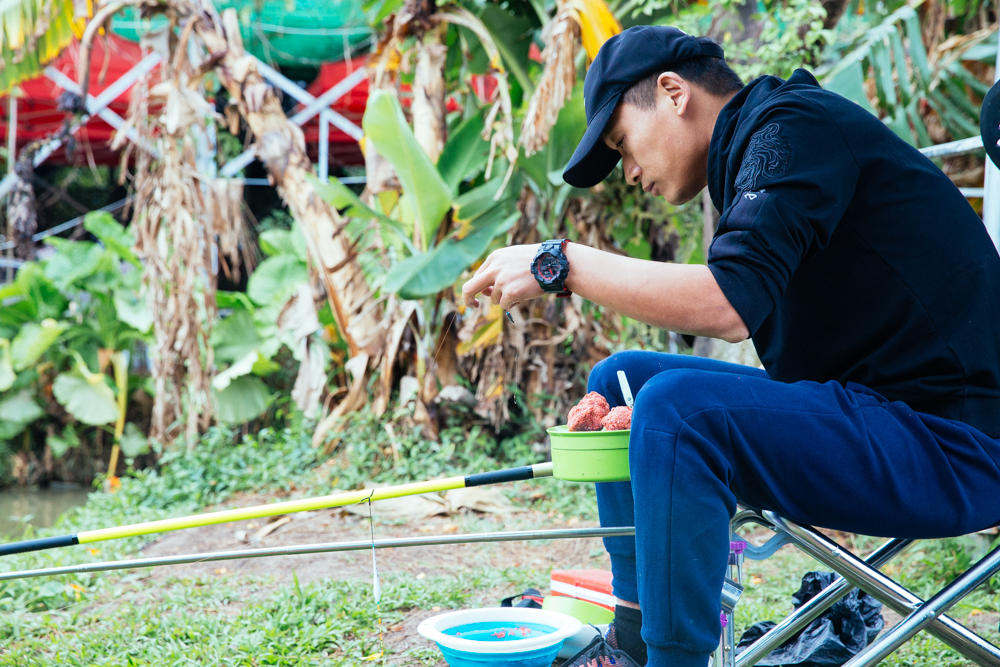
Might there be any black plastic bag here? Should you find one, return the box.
[563,630,644,667]
[499,588,544,609]
[736,571,884,667]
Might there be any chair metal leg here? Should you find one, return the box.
[765,511,1000,667]
[735,534,913,667]
[842,542,1000,667]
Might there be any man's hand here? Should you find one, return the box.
[462,241,749,342]
[462,244,543,310]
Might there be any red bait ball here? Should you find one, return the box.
[602,406,632,431]
[568,392,610,432]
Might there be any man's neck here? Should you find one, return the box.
[703,90,738,141]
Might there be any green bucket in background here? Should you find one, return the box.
[111,0,373,67]
[548,426,630,482]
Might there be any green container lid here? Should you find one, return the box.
[548,425,630,482]
[542,596,615,625]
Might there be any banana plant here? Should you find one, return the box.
[211,221,337,424]
[819,5,995,146]
[0,0,90,93]
[0,212,153,461]
[346,89,521,300]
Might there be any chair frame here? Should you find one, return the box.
[722,508,1000,667]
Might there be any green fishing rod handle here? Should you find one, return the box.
[0,534,79,556]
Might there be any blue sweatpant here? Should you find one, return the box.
[590,351,1000,667]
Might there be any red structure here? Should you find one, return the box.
[1,36,368,168]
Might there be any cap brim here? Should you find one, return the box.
[562,95,623,188]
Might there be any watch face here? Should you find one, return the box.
[537,253,562,282]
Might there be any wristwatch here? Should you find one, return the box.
[531,239,572,297]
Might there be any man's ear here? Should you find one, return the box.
[657,72,690,116]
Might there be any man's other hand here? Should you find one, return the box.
[462,244,543,310]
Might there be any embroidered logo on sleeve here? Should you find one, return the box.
[734,122,790,193]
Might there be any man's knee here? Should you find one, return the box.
[630,369,736,479]
[588,351,631,395]
[632,368,719,426]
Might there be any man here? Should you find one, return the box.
[461,25,1000,667]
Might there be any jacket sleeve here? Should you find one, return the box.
[708,99,859,335]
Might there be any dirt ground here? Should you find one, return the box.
[134,492,611,665]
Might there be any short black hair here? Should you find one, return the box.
[622,38,743,109]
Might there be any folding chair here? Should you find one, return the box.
[713,508,1000,667]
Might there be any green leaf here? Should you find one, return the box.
[521,85,588,189]
[118,422,150,458]
[43,239,106,290]
[437,113,490,193]
[903,14,931,87]
[217,291,256,312]
[383,253,435,296]
[258,225,308,261]
[0,389,44,426]
[47,425,80,459]
[83,212,140,268]
[478,4,535,97]
[454,178,508,222]
[52,373,119,426]
[362,90,453,248]
[822,61,876,115]
[113,290,153,334]
[246,255,309,306]
[391,212,520,299]
[212,350,261,391]
[252,356,281,376]
[889,30,912,108]
[212,310,263,363]
[212,376,272,424]
[10,319,67,371]
[308,174,415,253]
[0,339,14,392]
[310,174,374,217]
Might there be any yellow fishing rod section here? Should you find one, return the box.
[0,462,554,557]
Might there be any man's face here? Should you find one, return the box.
[602,73,711,205]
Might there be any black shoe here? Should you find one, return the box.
[562,623,645,667]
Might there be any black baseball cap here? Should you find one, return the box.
[562,26,725,188]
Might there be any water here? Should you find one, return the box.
[444,622,556,642]
[0,484,91,538]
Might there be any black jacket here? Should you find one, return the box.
[707,69,1000,437]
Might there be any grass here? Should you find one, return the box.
[0,567,547,666]
[1,417,998,665]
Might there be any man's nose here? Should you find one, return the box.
[624,158,641,186]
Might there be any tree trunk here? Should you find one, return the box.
[364,76,402,196]
[7,155,37,261]
[412,23,448,166]
[821,0,852,30]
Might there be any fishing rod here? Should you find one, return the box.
[0,462,554,558]
[0,526,635,582]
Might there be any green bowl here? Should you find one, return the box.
[548,425,630,482]
[542,596,615,625]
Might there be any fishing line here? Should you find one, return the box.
[366,491,388,666]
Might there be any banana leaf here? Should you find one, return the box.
[437,113,491,193]
[384,211,520,299]
[362,90,453,250]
